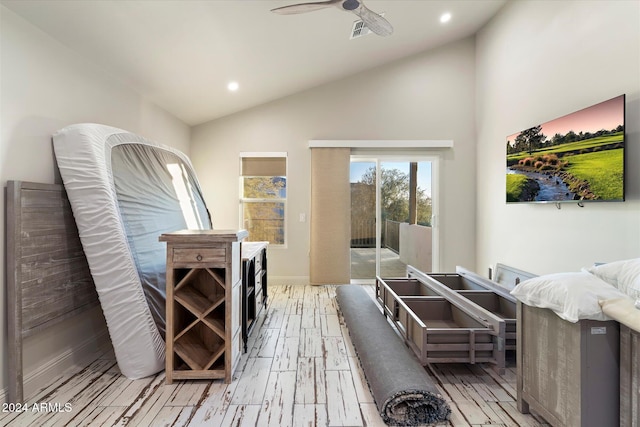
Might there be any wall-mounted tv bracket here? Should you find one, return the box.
[555,201,585,209]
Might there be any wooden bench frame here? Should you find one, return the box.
[376,265,513,373]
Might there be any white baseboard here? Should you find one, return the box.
[269,276,310,286]
[0,328,112,404]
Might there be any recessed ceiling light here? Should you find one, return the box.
[440,12,452,24]
[227,81,239,92]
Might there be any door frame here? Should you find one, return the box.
[350,153,440,282]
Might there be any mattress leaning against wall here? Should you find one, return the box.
[53,123,212,379]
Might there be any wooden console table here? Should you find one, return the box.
[160,229,248,384]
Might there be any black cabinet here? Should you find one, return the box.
[241,242,268,352]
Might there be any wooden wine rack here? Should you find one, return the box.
[160,229,248,384]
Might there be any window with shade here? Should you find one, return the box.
[240,153,287,245]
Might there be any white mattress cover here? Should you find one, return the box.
[53,123,205,379]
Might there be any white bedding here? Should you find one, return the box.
[586,258,640,300]
[510,271,629,322]
[53,123,211,379]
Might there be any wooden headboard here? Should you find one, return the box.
[5,181,99,403]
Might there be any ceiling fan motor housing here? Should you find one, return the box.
[342,0,361,11]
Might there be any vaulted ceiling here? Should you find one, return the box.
[2,0,506,125]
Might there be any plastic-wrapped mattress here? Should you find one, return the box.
[53,123,211,379]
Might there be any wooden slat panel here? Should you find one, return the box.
[6,181,99,404]
[14,182,98,337]
[517,302,620,427]
[620,325,640,427]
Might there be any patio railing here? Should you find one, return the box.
[350,219,403,253]
[384,220,400,253]
[350,219,432,272]
[351,218,375,247]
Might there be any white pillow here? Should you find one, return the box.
[585,258,640,299]
[510,271,628,322]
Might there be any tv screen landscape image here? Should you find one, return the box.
[506,94,625,204]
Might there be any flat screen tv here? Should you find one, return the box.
[506,94,625,204]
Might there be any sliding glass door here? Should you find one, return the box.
[350,160,376,280]
[350,156,438,282]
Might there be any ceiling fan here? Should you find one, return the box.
[271,0,393,37]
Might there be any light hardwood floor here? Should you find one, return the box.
[350,248,407,279]
[1,285,550,427]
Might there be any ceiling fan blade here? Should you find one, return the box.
[271,1,340,15]
[353,3,393,36]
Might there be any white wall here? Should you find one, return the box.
[399,224,432,272]
[191,38,478,281]
[0,6,190,400]
[476,0,640,275]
